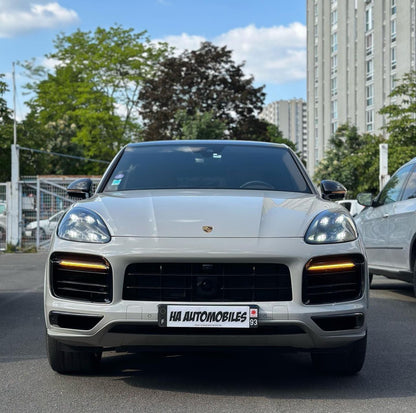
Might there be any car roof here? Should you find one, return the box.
[404,157,416,166]
[126,140,289,149]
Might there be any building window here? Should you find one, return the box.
[391,19,396,42]
[391,73,397,91]
[366,109,374,131]
[366,59,374,81]
[331,54,338,74]
[331,121,338,135]
[314,45,318,64]
[366,7,373,32]
[331,33,338,53]
[391,0,396,15]
[331,77,337,97]
[366,33,373,55]
[331,100,338,120]
[366,84,374,106]
[331,10,338,27]
[391,46,397,69]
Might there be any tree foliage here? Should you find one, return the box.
[379,70,416,172]
[139,42,266,141]
[175,110,227,140]
[0,74,11,123]
[21,26,168,174]
[0,74,13,181]
[314,124,386,197]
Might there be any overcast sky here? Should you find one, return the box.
[0,0,306,119]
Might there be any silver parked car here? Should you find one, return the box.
[45,140,368,375]
[25,210,65,239]
[356,157,416,292]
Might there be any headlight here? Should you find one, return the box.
[57,207,111,243]
[305,210,358,244]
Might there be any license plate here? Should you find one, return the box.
[158,305,258,328]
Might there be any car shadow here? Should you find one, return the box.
[93,335,414,401]
[370,276,415,300]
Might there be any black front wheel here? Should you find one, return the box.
[369,273,373,286]
[412,261,416,298]
[47,334,102,374]
[311,333,367,375]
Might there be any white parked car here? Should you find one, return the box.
[336,199,365,217]
[45,140,368,375]
[25,210,65,239]
[356,157,416,291]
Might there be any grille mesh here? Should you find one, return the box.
[50,253,112,303]
[123,263,292,302]
[302,255,365,305]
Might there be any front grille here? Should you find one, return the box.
[123,263,292,302]
[50,252,112,303]
[302,254,365,305]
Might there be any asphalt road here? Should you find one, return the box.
[1,252,416,413]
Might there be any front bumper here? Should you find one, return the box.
[44,236,368,351]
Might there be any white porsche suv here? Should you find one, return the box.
[356,157,416,293]
[44,140,368,375]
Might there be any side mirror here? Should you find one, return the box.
[357,192,374,207]
[320,180,347,201]
[67,178,93,199]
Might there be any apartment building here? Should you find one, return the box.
[260,99,307,160]
[307,0,416,175]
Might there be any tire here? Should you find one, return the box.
[369,273,373,286]
[47,334,102,374]
[311,333,367,375]
[413,261,416,298]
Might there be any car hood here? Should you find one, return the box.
[73,190,337,238]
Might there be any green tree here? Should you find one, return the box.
[175,110,226,140]
[139,42,265,141]
[264,123,297,151]
[379,70,416,173]
[0,74,11,123]
[314,124,385,197]
[0,74,13,181]
[22,25,168,173]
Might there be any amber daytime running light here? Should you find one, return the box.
[307,261,356,272]
[58,260,109,271]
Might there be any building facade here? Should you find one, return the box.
[307,0,416,176]
[260,99,307,160]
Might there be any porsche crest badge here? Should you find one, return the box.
[202,226,213,233]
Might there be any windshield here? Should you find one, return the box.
[102,143,312,193]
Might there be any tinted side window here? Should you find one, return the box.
[377,163,414,206]
[401,166,416,201]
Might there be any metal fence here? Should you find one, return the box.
[1,176,101,251]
